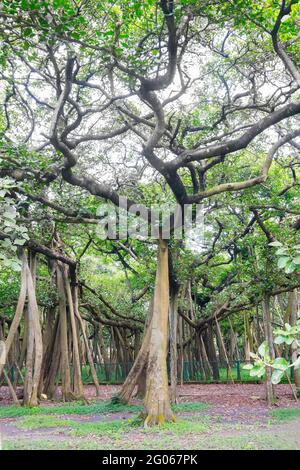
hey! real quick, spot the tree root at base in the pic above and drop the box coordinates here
[141,410,177,427]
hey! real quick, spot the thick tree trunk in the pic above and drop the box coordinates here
[43,317,61,399]
[143,239,175,425]
[117,318,151,403]
[38,308,57,396]
[117,298,153,403]
[24,256,43,406]
[262,294,276,405]
[135,364,147,398]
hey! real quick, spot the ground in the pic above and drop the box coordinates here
[0,384,299,450]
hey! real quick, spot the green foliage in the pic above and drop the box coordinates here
[244,321,300,384]
[269,241,300,274]
[0,177,29,271]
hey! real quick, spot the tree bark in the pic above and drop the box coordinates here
[204,324,220,381]
[24,255,43,406]
[57,266,73,401]
[0,253,27,378]
[169,284,179,403]
[66,276,84,398]
[75,307,101,396]
[199,334,212,381]
[117,318,151,403]
[143,239,175,425]
[262,294,276,405]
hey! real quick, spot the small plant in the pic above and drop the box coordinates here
[245,241,300,385]
[243,321,300,384]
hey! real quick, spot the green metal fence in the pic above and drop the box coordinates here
[80,360,294,384]
[5,360,295,386]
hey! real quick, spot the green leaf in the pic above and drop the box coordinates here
[285,261,297,274]
[23,28,33,37]
[14,239,26,246]
[284,337,294,345]
[271,369,285,385]
[3,210,15,220]
[53,0,66,9]
[277,257,290,269]
[275,248,288,255]
[250,365,265,378]
[269,241,282,247]
[274,335,286,345]
[273,357,289,370]
[258,341,269,358]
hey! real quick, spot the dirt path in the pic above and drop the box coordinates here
[1,383,299,407]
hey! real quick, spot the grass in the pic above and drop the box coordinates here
[68,417,209,440]
[172,402,209,412]
[10,413,209,441]
[3,439,71,450]
[141,418,209,435]
[0,399,209,419]
[69,418,135,437]
[3,431,299,451]
[270,407,300,421]
[16,415,78,430]
[2,402,300,450]
[0,400,141,419]
[191,433,300,450]
[4,422,299,450]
